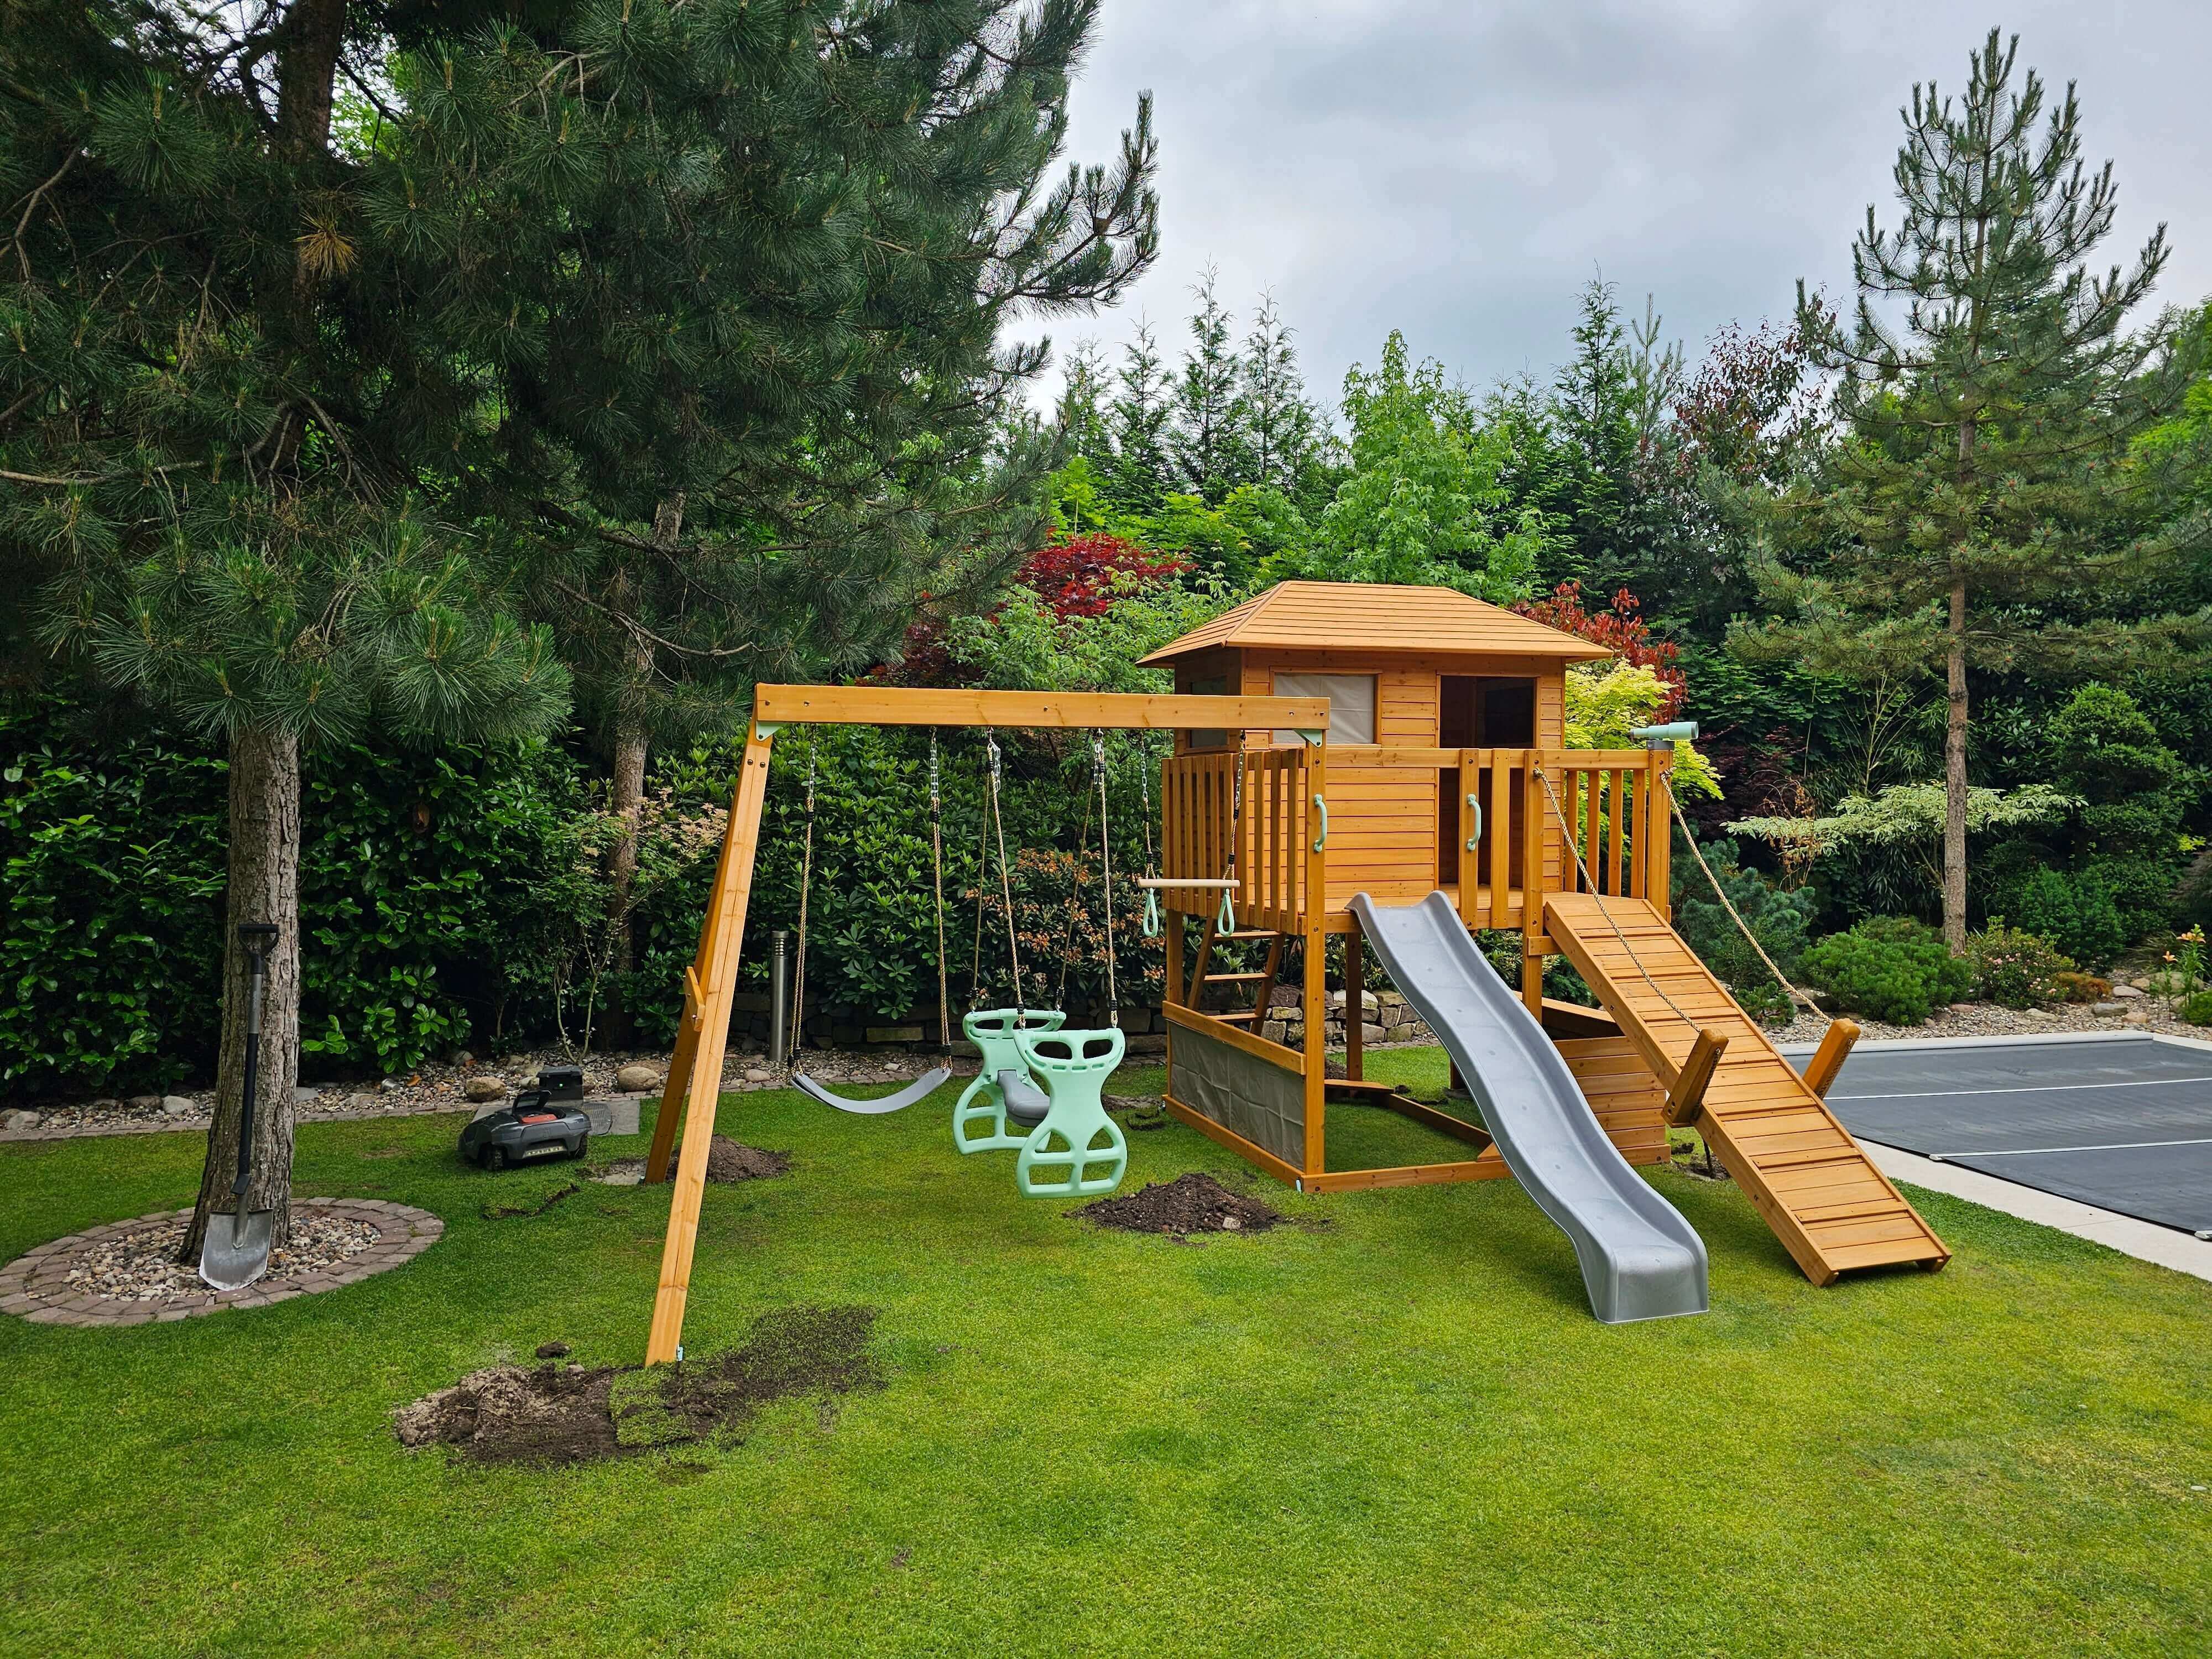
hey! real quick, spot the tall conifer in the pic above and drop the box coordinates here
[1741,29,2205,945]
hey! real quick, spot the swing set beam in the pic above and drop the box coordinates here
[753,684,1328,732]
[640,684,1329,1365]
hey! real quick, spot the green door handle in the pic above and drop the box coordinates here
[1466,796,1482,851]
[1311,795,1329,852]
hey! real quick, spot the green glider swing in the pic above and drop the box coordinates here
[951,732,1128,1198]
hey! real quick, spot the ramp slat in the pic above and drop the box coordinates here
[1545,893,1949,1285]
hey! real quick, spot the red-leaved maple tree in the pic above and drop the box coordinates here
[1514,581,1686,718]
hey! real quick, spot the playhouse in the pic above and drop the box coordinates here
[637,581,1948,1357]
[1138,582,1945,1272]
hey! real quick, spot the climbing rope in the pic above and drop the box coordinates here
[1535,764,1702,1035]
[928,732,950,1050]
[1658,773,1829,1029]
[787,746,817,1065]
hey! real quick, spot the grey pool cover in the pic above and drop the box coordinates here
[1799,1034,2212,1237]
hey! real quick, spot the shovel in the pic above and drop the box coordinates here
[200,921,279,1291]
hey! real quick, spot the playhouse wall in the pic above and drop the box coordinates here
[1175,649,1569,912]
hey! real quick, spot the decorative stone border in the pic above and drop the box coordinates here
[0,1199,443,1328]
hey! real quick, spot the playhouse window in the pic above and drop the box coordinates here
[1271,672,1376,745]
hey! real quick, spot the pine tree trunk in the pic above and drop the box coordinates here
[599,495,684,1048]
[1943,574,1970,952]
[178,727,302,1262]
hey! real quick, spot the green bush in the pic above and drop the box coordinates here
[2180,989,2212,1027]
[1963,922,2075,1009]
[0,705,227,1092]
[2001,864,2128,968]
[1670,833,1816,1024]
[0,696,587,1091]
[297,738,580,1074]
[1801,917,1973,1025]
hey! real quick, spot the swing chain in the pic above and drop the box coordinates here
[984,733,1025,1014]
[1136,734,1162,939]
[1093,733,1118,1025]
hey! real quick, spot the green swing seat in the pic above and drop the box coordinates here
[952,1008,1065,1151]
[1011,1025,1128,1198]
[951,1010,1128,1197]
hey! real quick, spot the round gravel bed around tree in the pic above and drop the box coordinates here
[0,1199,442,1328]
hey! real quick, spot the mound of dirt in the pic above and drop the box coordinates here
[706,1137,790,1182]
[611,1305,884,1449]
[1077,1172,1283,1236]
[394,1305,881,1467]
[394,1362,619,1465]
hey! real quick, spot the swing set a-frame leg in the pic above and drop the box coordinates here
[643,723,775,1365]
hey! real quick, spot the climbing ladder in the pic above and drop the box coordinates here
[1187,915,1286,1028]
[1543,892,1949,1285]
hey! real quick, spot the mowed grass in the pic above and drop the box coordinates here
[3,1048,2210,1658]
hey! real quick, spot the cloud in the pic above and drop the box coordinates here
[1027,0,2212,404]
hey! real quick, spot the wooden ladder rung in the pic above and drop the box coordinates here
[1212,1010,1260,1024]
[1204,972,1270,983]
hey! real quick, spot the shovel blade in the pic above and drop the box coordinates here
[197,1208,275,1292]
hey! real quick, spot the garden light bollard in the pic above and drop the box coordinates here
[769,930,790,1074]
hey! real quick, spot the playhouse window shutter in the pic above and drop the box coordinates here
[1271,672,1376,745]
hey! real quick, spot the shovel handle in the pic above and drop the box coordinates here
[233,924,279,1199]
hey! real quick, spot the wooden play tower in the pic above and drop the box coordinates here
[639,581,1945,1363]
[1139,583,1946,1276]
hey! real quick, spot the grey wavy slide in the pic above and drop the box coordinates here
[1349,893,1708,1323]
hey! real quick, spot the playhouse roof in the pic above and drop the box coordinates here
[1138,581,1614,665]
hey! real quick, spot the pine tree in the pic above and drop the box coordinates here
[1107,320,1175,516]
[1740,29,2205,946]
[373,0,1158,1037]
[1241,290,1323,504]
[1,0,570,1255]
[1170,266,1252,501]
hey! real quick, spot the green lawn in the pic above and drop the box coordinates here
[4,1051,2209,1657]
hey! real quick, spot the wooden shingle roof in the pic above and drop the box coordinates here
[1138,581,1614,665]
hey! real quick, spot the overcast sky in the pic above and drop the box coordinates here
[1026,1,2212,412]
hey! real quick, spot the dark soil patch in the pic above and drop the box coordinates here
[395,1305,881,1467]
[614,1305,883,1448]
[393,1362,619,1465]
[1076,1172,1284,1236]
[480,1178,579,1219]
[705,1136,790,1183]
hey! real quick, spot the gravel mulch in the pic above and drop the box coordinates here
[2,1045,988,1144]
[0,1199,442,1327]
[1764,997,2211,1047]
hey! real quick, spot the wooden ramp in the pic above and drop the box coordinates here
[1544,893,1949,1285]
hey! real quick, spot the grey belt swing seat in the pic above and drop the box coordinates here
[795,1068,954,1115]
[790,734,958,1115]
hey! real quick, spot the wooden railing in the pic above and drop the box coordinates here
[1530,749,1672,910]
[1161,744,1674,931]
[1160,747,1311,933]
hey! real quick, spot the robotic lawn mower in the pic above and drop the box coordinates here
[460,1087,590,1171]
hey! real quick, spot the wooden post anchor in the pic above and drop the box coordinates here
[1662,1029,1728,1127]
[1803,1018,1861,1100]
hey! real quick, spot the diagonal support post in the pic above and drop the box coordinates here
[643,723,776,1365]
